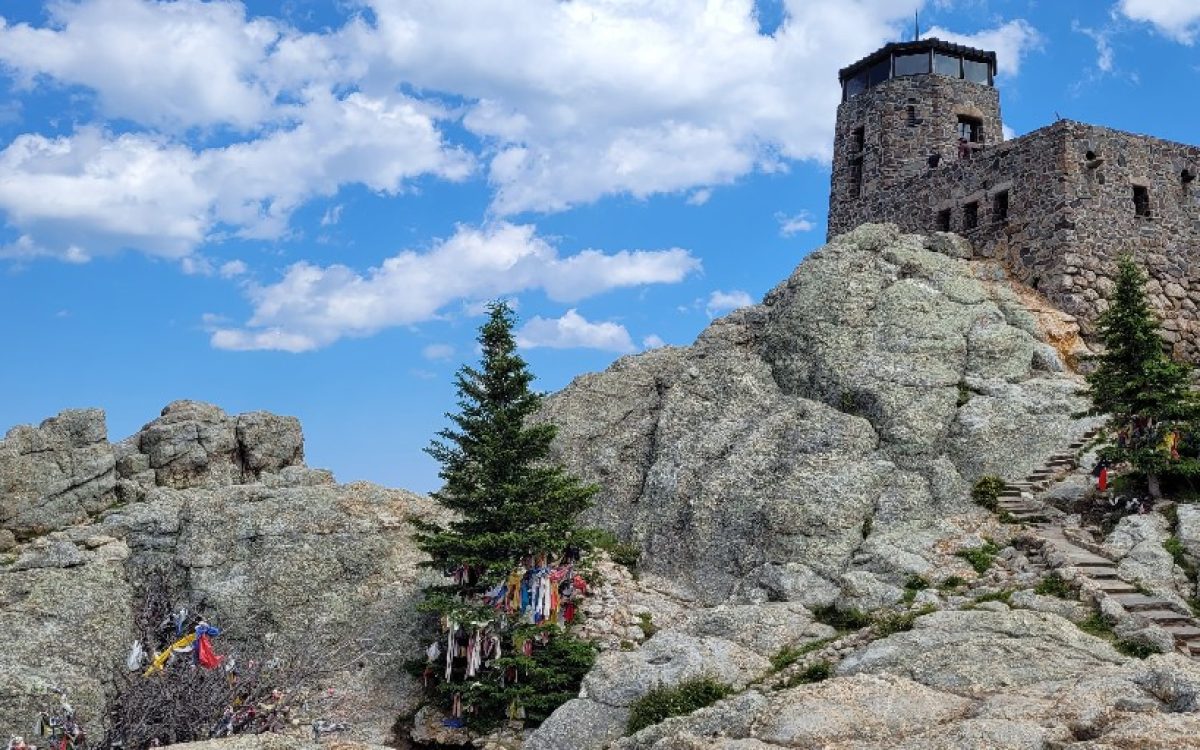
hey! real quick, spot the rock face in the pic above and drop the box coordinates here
[525,603,834,750]
[0,401,443,744]
[616,609,1200,749]
[0,409,116,538]
[544,224,1095,603]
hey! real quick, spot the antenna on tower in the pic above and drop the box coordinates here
[914,12,920,41]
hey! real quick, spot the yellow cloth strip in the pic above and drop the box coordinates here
[143,633,196,676]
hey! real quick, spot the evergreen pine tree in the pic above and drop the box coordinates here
[413,300,597,728]
[1085,255,1200,496]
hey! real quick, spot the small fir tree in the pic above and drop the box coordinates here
[1085,255,1200,496]
[413,301,597,728]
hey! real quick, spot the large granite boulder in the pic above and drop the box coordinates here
[544,224,1096,603]
[0,409,116,538]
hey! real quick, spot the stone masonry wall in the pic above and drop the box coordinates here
[829,73,1002,235]
[828,113,1200,362]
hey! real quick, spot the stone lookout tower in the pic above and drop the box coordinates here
[826,38,1200,363]
[829,39,1000,232]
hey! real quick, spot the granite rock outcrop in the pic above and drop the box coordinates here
[544,224,1098,603]
[0,401,443,744]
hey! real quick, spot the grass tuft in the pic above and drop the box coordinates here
[626,677,733,734]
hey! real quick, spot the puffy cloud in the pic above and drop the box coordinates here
[368,0,947,214]
[1118,0,1200,44]
[642,334,667,349]
[924,20,1043,77]
[0,92,471,260]
[1,0,280,129]
[776,210,816,236]
[0,1,1047,264]
[219,259,248,278]
[0,0,369,130]
[210,222,699,351]
[705,289,754,317]
[516,310,636,353]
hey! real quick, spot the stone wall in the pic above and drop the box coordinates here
[829,73,1003,235]
[828,114,1200,361]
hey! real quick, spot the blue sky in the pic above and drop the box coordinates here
[1,0,1197,492]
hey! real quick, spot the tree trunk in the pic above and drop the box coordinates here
[1148,473,1162,499]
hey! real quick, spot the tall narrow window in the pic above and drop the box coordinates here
[849,157,863,198]
[963,201,979,230]
[993,190,1009,223]
[957,115,983,143]
[1133,185,1151,217]
[851,126,865,153]
[937,208,951,231]
[907,106,917,126]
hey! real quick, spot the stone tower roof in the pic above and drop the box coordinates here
[838,37,997,84]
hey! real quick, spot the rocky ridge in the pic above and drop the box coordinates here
[0,401,444,744]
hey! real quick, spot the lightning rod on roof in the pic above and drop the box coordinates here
[915,12,920,42]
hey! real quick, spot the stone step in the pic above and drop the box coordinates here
[1163,625,1200,641]
[1186,639,1200,655]
[1094,580,1139,594]
[1074,565,1119,579]
[1009,513,1046,522]
[1140,609,1195,625]
[1060,551,1115,565]
[1110,593,1179,612]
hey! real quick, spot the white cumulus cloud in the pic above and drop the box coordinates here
[776,210,815,237]
[0,93,471,261]
[516,310,636,353]
[925,19,1044,76]
[210,222,700,352]
[1119,0,1200,44]
[705,289,754,317]
[0,1,1047,267]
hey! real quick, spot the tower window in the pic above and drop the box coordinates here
[957,116,983,144]
[894,52,930,77]
[851,126,865,153]
[1133,185,1151,217]
[963,59,991,85]
[849,157,863,198]
[963,201,979,230]
[937,208,951,231]
[933,53,960,77]
[993,191,1009,223]
[907,106,917,126]
[1183,168,1196,185]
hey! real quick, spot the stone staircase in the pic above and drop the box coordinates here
[993,427,1200,657]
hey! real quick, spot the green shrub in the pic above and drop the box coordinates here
[769,638,835,672]
[637,612,658,639]
[972,588,1013,605]
[1034,573,1074,599]
[956,541,1001,575]
[626,677,733,734]
[956,381,972,407]
[971,476,1007,512]
[872,606,934,637]
[938,575,966,590]
[1077,612,1115,639]
[1164,536,1198,580]
[1115,639,1157,659]
[811,605,872,632]
[588,529,642,570]
[904,574,930,591]
[782,661,832,689]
